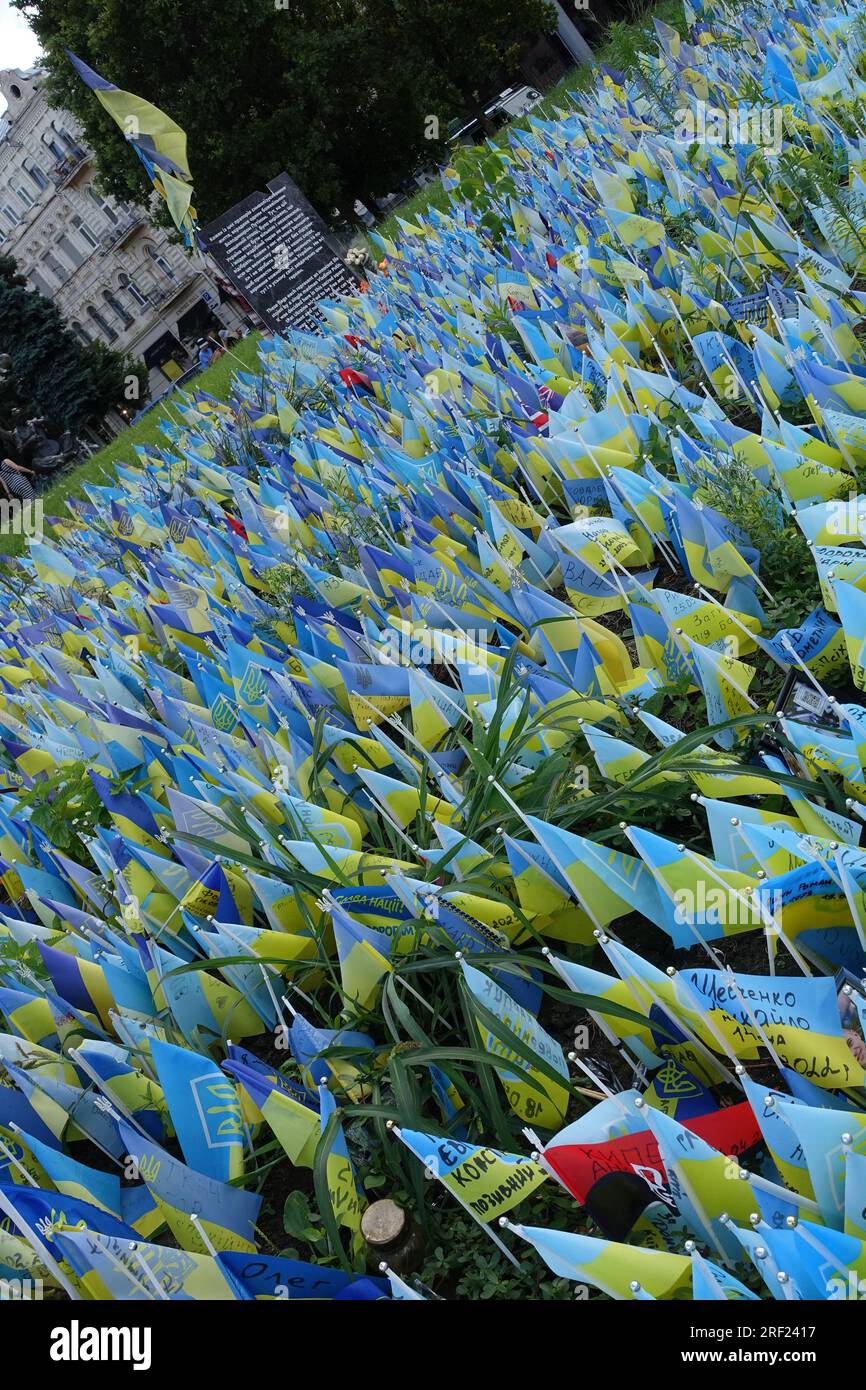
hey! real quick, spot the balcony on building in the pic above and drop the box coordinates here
[100,211,145,253]
[49,150,92,190]
[147,272,197,309]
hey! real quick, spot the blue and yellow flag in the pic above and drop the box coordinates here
[66,51,197,243]
[117,1119,261,1254]
[509,1222,691,1299]
[149,1038,245,1182]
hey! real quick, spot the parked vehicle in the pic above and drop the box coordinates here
[447,84,544,146]
[343,85,544,232]
[486,84,544,124]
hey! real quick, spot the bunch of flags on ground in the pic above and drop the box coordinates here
[2,0,866,1300]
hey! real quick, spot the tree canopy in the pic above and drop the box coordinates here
[15,0,555,222]
[0,255,148,434]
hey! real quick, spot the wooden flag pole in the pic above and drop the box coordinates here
[565,1050,619,1101]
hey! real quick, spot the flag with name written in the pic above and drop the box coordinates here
[396,1126,548,1226]
[117,1119,261,1254]
[459,960,570,1128]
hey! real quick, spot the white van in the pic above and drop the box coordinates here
[485,85,544,124]
[447,84,544,147]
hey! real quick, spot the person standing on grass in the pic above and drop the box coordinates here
[197,338,215,372]
[205,331,225,363]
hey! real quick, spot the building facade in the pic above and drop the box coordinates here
[0,66,250,406]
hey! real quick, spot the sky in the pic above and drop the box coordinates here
[0,1,42,114]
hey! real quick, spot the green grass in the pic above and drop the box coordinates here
[49,330,263,508]
[0,331,262,557]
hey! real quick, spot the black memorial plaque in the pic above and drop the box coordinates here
[200,172,357,333]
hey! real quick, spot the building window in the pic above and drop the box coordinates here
[71,215,99,250]
[87,305,118,342]
[29,271,53,298]
[57,235,85,269]
[43,136,66,163]
[71,320,90,344]
[1,205,19,229]
[12,182,34,209]
[104,289,133,328]
[147,246,175,280]
[58,127,85,158]
[88,186,118,224]
[118,272,147,308]
[40,250,67,283]
[26,165,49,191]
